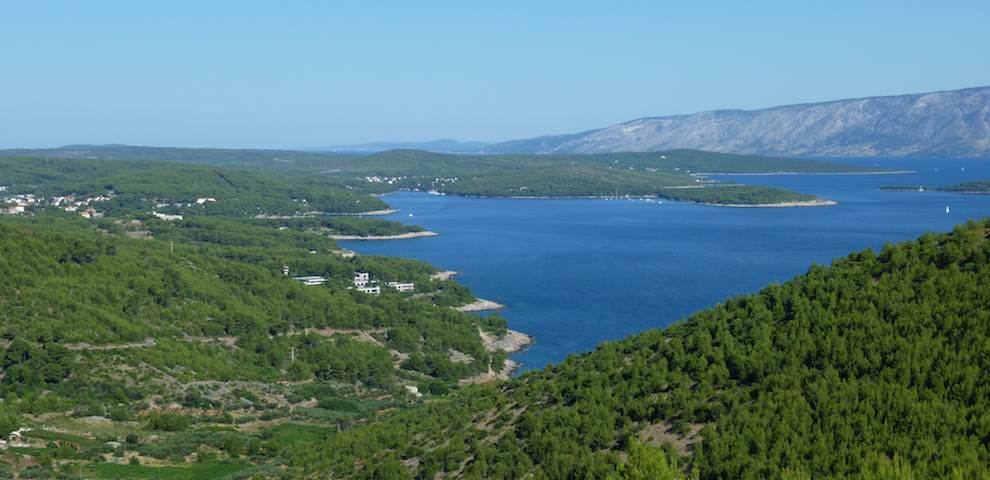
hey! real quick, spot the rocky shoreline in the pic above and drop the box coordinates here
[328,230,438,240]
[460,328,535,384]
[709,198,838,208]
[430,270,459,281]
[697,170,915,176]
[327,208,398,216]
[479,328,533,354]
[455,298,505,312]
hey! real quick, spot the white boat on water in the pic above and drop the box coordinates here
[946,206,950,214]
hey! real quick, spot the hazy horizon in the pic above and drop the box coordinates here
[3,1,989,149]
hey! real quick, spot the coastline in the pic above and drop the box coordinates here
[253,208,399,219]
[431,270,459,281]
[460,328,535,384]
[455,298,505,312]
[433,192,836,207]
[696,170,915,176]
[328,208,398,216]
[479,328,533,354]
[706,198,838,208]
[881,188,990,195]
[328,230,437,240]
[461,194,663,200]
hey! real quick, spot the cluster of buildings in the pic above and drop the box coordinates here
[1,188,114,217]
[363,175,408,185]
[154,197,217,209]
[1,192,35,214]
[353,271,415,294]
[351,272,380,294]
[283,267,414,295]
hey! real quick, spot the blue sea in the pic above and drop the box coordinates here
[341,158,990,372]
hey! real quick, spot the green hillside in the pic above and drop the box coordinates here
[312,149,866,203]
[0,157,385,215]
[2,153,969,479]
[0,215,509,478]
[1,146,878,205]
[0,144,357,168]
[296,219,990,479]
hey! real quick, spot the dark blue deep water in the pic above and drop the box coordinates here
[341,158,990,372]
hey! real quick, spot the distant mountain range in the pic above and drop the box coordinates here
[5,87,988,160]
[315,139,489,154]
[483,86,990,158]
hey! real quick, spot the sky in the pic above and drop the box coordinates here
[2,1,989,149]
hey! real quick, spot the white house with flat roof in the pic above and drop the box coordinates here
[293,275,327,286]
[152,211,183,221]
[353,272,370,287]
[387,282,415,292]
[356,285,380,295]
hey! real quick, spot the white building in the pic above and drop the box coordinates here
[196,197,217,204]
[152,211,183,221]
[387,282,415,292]
[293,276,327,286]
[353,272,370,287]
[356,285,380,295]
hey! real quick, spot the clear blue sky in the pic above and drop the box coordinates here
[2,1,988,148]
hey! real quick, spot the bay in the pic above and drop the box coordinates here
[341,158,990,372]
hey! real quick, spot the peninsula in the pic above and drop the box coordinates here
[2,145,892,207]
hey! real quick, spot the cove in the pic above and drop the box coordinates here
[341,158,990,372]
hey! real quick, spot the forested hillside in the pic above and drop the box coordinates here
[315,149,858,204]
[0,215,511,478]
[297,219,990,479]
[2,153,979,479]
[0,157,385,215]
[0,145,354,167]
[2,147,879,206]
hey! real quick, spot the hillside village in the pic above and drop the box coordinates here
[1,184,222,219]
[288,268,415,295]
[1,188,115,217]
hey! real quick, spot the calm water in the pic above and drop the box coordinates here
[342,158,990,372]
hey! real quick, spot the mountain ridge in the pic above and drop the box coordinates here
[483,85,990,158]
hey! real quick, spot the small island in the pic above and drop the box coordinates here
[882,180,990,194]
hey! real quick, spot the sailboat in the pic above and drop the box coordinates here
[946,206,950,214]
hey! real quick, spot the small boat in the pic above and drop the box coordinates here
[945,206,950,214]
[408,213,414,217]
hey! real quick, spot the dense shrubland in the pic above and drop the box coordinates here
[298,219,990,479]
